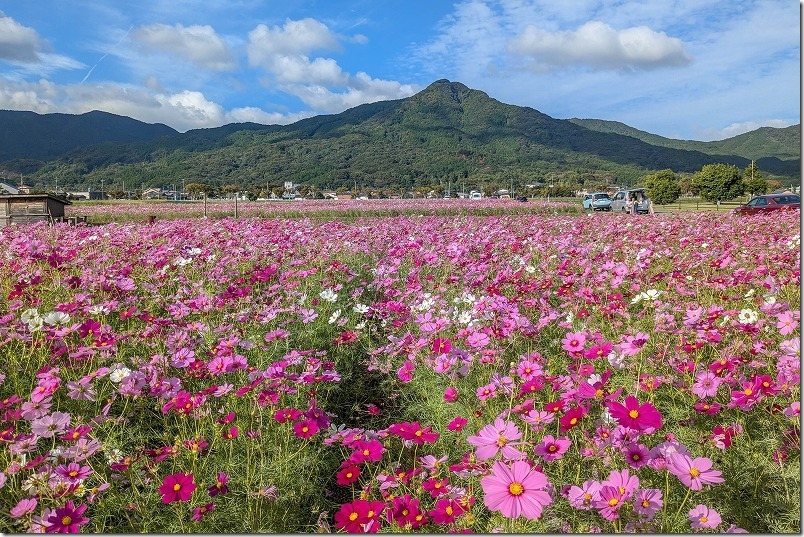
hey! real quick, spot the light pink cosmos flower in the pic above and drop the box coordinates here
[30,411,71,438]
[480,460,552,520]
[688,504,722,530]
[467,418,525,461]
[691,371,722,399]
[776,310,799,336]
[602,468,639,501]
[10,497,37,518]
[667,453,724,490]
[566,480,601,510]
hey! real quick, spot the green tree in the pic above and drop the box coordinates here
[645,169,681,205]
[742,161,767,196]
[691,163,743,202]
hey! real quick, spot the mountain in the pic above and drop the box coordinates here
[0,110,177,162]
[568,118,800,166]
[1,80,799,191]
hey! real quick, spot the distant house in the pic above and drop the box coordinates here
[142,188,162,199]
[0,182,19,195]
[0,194,71,226]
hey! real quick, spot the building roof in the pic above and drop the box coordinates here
[0,193,72,205]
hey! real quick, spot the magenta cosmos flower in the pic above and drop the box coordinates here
[159,472,196,503]
[480,460,552,520]
[607,396,662,432]
[45,501,89,533]
[667,453,724,490]
[467,418,525,461]
[533,435,571,462]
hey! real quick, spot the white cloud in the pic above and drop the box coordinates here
[508,21,691,70]
[247,18,340,66]
[132,23,236,71]
[706,119,798,141]
[226,106,313,126]
[0,13,43,63]
[266,55,347,86]
[285,72,418,113]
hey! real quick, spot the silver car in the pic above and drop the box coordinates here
[611,188,650,214]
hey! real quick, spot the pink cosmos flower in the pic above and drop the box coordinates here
[191,502,214,522]
[443,387,458,402]
[388,494,427,529]
[566,480,601,510]
[10,497,38,518]
[334,499,375,533]
[667,453,724,490]
[607,396,662,432]
[55,462,93,483]
[533,435,571,462]
[776,310,799,336]
[159,472,196,503]
[447,416,468,432]
[623,443,651,469]
[561,331,586,353]
[691,371,722,399]
[293,419,319,439]
[688,504,722,530]
[45,501,89,533]
[476,383,497,401]
[633,488,663,520]
[602,468,639,501]
[348,439,385,464]
[481,460,552,520]
[466,418,525,461]
[336,465,361,486]
[559,406,587,432]
[594,485,626,521]
[428,497,465,525]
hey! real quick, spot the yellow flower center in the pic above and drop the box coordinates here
[69,470,78,477]
[642,500,650,507]
[595,389,604,398]
[445,506,453,515]
[363,449,370,456]
[508,482,524,496]
[689,467,700,477]
[744,388,752,396]
[608,498,619,507]
[62,516,72,526]
[628,410,639,419]
[496,436,508,447]
[301,426,309,433]
[548,445,557,452]
[173,483,182,491]
[402,509,409,516]
[345,472,353,479]
[700,516,708,523]
[349,512,358,521]
[570,417,578,425]
[415,430,422,437]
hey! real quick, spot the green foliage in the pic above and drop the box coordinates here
[742,161,767,195]
[645,169,682,204]
[692,163,744,202]
[2,80,798,194]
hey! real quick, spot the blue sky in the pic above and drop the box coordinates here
[0,0,799,140]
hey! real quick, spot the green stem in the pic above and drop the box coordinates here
[670,487,692,531]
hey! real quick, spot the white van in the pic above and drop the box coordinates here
[469,190,483,200]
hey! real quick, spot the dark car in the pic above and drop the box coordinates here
[733,194,800,215]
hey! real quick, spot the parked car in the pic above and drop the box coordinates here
[732,194,800,215]
[582,192,612,211]
[611,188,650,214]
[469,190,483,200]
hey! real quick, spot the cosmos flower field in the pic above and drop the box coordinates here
[0,201,799,533]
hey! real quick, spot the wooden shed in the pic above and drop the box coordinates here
[0,194,72,227]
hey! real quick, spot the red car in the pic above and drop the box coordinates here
[733,194,800,215]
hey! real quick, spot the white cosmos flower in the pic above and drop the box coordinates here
[20,308,40,324]
[328,310,342,324]
[109,367,131,383]
[353,303,369,315]
[738,308,759,324]
[319,289,338,303]
[43,311,70,325]
[87,305,108,315]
